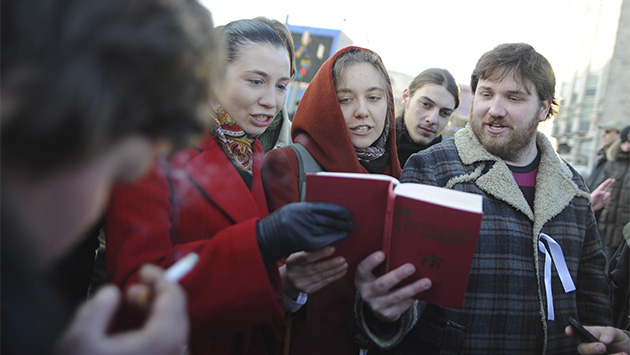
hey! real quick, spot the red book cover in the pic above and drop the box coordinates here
[305,172,483,309]
[385,183,483,309]
[305,172,395,281]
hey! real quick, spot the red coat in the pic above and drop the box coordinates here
[106,134,284,355]
[262,46,401,354]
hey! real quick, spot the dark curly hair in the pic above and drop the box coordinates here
[470,43,560,120]
[2,0,219,174]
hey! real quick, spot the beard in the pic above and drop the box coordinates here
[470,108,540,163]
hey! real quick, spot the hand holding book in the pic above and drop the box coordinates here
[355,250,432,322]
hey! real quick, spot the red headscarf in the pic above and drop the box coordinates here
[291,46,401,178]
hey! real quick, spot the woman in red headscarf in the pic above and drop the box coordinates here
[262,46,402,354]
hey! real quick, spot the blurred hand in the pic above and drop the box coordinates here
[591,178,615,212]
[56,264,189,355]
[257,202,354,264]
[281,247,348,298]
[354,251,431,322]
[565,324,630,355]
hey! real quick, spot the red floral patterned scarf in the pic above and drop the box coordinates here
[210,104,255,175]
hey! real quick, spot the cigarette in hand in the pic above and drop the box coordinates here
[165,252,199,283]
[129,253,199,307]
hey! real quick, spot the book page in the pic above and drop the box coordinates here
[313,171,399,184]
[394,183,482,214]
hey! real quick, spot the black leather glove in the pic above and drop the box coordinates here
[256,201,354,264]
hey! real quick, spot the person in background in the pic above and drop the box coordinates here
[588,120,624,190]
[1,0,218,353]
[105,19,353,355]
[396,68,460,167]
[253,16,296,153]
[591,178,616,212]
[608,220,630,333]
[351,43,612,353]
[262,46,430,354]
[597,125,630,261]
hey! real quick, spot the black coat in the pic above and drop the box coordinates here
[598,140,630,249]
[395,116,443,168]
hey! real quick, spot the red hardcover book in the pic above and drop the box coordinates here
[305,172,483,309]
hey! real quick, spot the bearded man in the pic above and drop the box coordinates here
[351,43,612,354]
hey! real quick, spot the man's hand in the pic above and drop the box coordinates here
[566,324,630,355]
[354,251,431,322]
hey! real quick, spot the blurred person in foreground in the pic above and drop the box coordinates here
[351,43,612,354]
[1,0,218,353]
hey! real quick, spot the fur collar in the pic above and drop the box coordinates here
[606,139,629,161]
[453,124,589,230]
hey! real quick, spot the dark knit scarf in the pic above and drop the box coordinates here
[395,116,442,167]
[257,111,283,153]
[210,103,255,175]
[355,121,390,162]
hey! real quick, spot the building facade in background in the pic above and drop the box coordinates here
[552,0,629,179]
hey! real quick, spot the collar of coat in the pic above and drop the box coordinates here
[606,138,629,162]
[453,124,591,231]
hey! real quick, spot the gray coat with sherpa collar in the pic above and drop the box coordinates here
[353,124,612,354]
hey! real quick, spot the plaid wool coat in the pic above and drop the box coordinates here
[353,124,612,354]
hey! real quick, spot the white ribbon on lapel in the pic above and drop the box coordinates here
[538,233,576,320]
